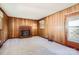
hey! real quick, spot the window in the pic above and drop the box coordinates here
[0,10,3,29]
[67,16,79,43]
[39,20,45,29]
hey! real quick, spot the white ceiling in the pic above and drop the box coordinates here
[0,3,75,20]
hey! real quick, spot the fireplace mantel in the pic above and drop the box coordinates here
[19,26,31,30]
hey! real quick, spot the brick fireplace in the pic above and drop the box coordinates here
[19,26,32,38]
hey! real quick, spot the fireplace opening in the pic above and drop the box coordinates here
[20,30,30,37]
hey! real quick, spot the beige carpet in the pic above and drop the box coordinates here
[0,36,79,55]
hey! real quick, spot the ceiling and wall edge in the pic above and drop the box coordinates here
[39,3,78,20]
[0,3,76,20]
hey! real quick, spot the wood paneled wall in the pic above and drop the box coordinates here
[38,4,79,49]
[8,17,38,38]
[0,8,9,43]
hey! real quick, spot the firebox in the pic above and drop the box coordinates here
[20,30,30,37]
